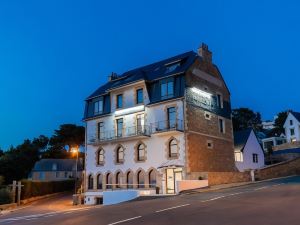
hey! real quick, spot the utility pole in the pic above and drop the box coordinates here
[12,180,16,203]
[17,181,23,206]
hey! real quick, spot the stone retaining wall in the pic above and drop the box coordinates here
[255,157,300,180]
[207,172,251,186]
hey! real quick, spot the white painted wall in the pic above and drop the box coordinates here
[284,113,300,143]
[235,130,265,172]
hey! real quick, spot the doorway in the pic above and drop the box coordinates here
[166,168,182,194]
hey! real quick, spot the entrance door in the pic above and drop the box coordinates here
[166,168,182,194]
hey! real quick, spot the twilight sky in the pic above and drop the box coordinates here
[0,0,300,150]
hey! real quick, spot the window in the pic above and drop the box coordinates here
[116,118,123,137]
[216,94,223,108]
[136,88,143,104]
[161,79,174,99]
[219,118,225,133]
[137,171,145,188]
[204,111,211,120]
[136,114,144,134]
[137,144,145,161]
[116,147,124,163]
[97,122,104,140]
[116,94,123,109]
[55,172,59,178]
[235,151,243,162]
[207,140,213,149]
[126,171,133,189]
[97,174,102,189]
[165,62,181,73]
[94,99,103,115]
[169,139,178,158]
[88,174,93,189]
[116,172,121,188]
[290,120,293,126]
[64,172,68,178]
[52,163,57,171]
[252,153,258,163]
[97,149,104,165]
[290,128,295,136]
[148,170,156,188]
[167,107,176,128]
[106,173,112,189]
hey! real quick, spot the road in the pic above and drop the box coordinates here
[1,176,300,225]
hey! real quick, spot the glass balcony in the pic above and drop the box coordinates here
[150,119,184,134]
[89,125,151,144]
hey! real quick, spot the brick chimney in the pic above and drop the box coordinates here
[198,43,212,63]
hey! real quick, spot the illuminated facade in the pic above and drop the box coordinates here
[83,43,235,204]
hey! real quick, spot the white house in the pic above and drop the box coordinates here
[283,111,300,143]
[261,135,286,152]
[83,44,236,205]
[234,129,265,172]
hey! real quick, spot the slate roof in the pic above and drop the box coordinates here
[32,159,83,172]
[86,51,198,100]
[273,148,300,155]
[234,128,253,151]
[291,111,300,123]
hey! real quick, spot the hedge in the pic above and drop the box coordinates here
[0,188,12,204]
[21,179,75,200]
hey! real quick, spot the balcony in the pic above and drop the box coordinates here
[89,125,151,144]
[150,119,184,134]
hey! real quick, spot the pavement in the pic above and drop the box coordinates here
[1,176,300,225]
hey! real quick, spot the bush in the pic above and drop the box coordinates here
[21,179,74,200]
[0,188,12,205]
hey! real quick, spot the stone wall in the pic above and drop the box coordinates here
[207,172,251,186]
[255,157,300,180]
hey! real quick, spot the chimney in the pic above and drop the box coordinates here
[108,72,118,81]
[198,43,212,63]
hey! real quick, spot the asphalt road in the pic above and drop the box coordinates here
[1,176,300,225]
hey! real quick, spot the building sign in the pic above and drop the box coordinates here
[186,87,215,111]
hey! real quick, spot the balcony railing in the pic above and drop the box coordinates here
[89,125,151,144]
[150,119,184,134]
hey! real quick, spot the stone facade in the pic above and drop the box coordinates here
[184,56,236,174]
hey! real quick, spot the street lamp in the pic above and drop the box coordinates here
[71,146,79,195]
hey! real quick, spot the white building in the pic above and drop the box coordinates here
[283,111,300,143]
[234,129,265,172]
[261,135,286,152]
[83,44,236,205]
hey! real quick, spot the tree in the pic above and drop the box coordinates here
[232,108,262,131]
[274,111,289,134]
[0,148,3,158]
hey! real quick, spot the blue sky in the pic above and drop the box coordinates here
[0,0,299,150]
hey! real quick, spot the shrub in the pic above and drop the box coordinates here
[0,188,12,205]
[21,179,74,200]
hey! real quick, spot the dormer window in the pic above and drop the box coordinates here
[94,99,103,115]
[116,94,123,109]
[161,78,174,99]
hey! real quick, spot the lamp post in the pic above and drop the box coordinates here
[71,146,79,195]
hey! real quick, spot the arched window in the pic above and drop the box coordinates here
[169,139,178,158]
[137,170,145,189]
[148,170,156,188]
[126,171,133,189]
[88,174,93,190]
[97,149,104,165]
[106,173,112,189]
[97,174,103,190]
[116,147,124,163]
[116,172,121,188]
[137,144,145,161]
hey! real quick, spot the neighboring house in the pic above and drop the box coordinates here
[284,111,300,143]
[262,120,275,130]
[234,128,265,172]
[262,135,286,152]
[29,159,83,181]
[83,43,236,205]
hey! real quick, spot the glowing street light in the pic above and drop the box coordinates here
[71,146,79,195]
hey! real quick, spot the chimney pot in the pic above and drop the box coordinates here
[198,43,212,63]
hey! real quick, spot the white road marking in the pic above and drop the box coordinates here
[254,186,269,191]
[155,204,190,213]
[272,183,284,187]
[107,216,142,225]
[201,196,226,203]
